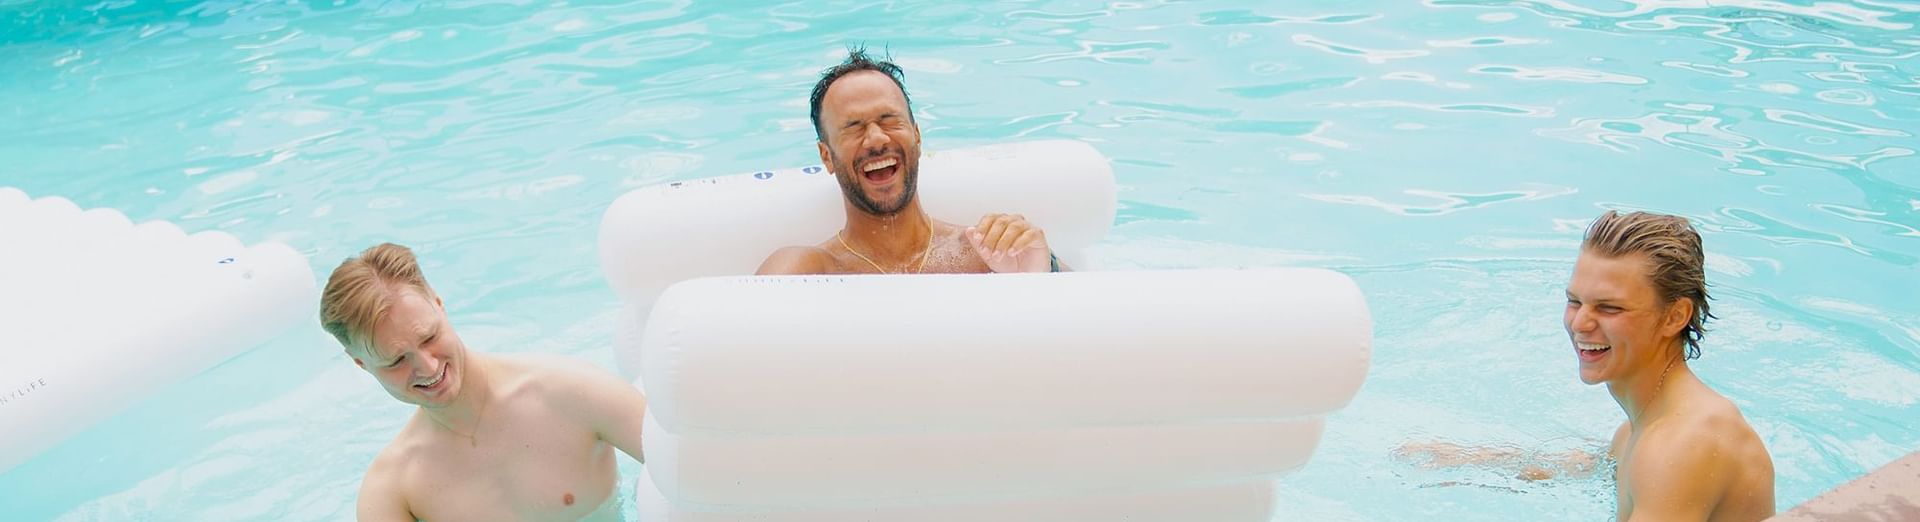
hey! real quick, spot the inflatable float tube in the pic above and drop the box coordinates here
[598,140,1118,380]
[636,270,1370,519]
[0,187,316,473]
[595,141,1373,520]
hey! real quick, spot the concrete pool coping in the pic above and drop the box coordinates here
[1769,450,1920,521]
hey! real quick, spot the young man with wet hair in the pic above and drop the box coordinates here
[1566,210,1773,521]
[1400,210,1775,521]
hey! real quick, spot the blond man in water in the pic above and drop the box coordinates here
[320,243,646,521]
[1403,210,1774,521]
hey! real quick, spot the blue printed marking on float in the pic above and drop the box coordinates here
[753,171,773,180]
[218,257,236,264]
[802,166,823,175]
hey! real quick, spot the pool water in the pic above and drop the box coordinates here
[3,1,1917,520]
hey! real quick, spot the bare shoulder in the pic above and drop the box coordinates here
[1688,392,1772,473]
[506,352,604,375]
[366,441,412,481]
[1666,391,1762,453]
[500,354,648,459]
[362,441,410,487]
[357,432,419,521]
[369,414,434,473]
[757,246,837,275]
[500,354,635,404]
[498,354,624,390]
[1629,391,1762,485]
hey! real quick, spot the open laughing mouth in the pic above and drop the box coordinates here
[861,157,898,183]
[1576,342,1611,362]
[414,365,447,392]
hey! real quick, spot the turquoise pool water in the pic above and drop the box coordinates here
[3,0,1916,520]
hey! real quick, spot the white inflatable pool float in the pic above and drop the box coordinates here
[0,187,316,474]
[600,140,1119,381]
[597,141,1373,520]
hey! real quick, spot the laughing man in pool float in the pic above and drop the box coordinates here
[320,243,646,522]
[756,47,1069,275]
[1402,210,1775,521]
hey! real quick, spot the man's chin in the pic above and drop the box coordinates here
[856,194,912,216]
[1577,368,1606,385]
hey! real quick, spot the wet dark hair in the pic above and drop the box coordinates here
[1583,210,1716,360]
[809,46,913,142]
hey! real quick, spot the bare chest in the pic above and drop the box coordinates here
[402,408,618,522]
[833,237,988,274]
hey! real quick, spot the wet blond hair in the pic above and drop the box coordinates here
[319,243,439,358]
[1582,210,1715,359]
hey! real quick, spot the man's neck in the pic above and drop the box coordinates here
[421,354,492,436]
[842,199,933,260]
[1609,346,1689,426]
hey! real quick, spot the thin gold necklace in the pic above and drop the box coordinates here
[425,365,487,448]
[1650,356,1678,406]
[837,216,935,274]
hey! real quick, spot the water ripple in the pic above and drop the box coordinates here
[1427,36,1546,47]
[1197,10,1382,26]
[1541,110,1918,173]
[1304,185,1579,216]
[994,40,1171,65]
[1762,108,1908,136]
[1471,64,1650,85]
[1714,207,1918,265]
[1292,34,1432,63]
[1338,100,1555,117]
[1219,76,1362,99]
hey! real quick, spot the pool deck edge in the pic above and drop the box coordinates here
[1767,450,1920,521]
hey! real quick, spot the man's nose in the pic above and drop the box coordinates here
[859,123,889,150]
[1570,306,1597,332]
[413,356,441,379]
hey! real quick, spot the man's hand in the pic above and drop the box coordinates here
[967,213,1052,273]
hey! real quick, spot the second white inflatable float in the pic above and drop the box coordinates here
[0,187,317,473]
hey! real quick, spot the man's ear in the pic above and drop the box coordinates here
[1661,297,1693,338]
[816,140,832,173]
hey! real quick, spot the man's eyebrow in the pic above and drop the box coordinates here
[1565,290,1621,303]
[369,345,401,366]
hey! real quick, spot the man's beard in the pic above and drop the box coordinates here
[833,150,918,216]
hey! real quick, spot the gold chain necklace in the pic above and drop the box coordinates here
[1650,356,1678,406]
[837,216,935,274]
[429,392,487,448]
